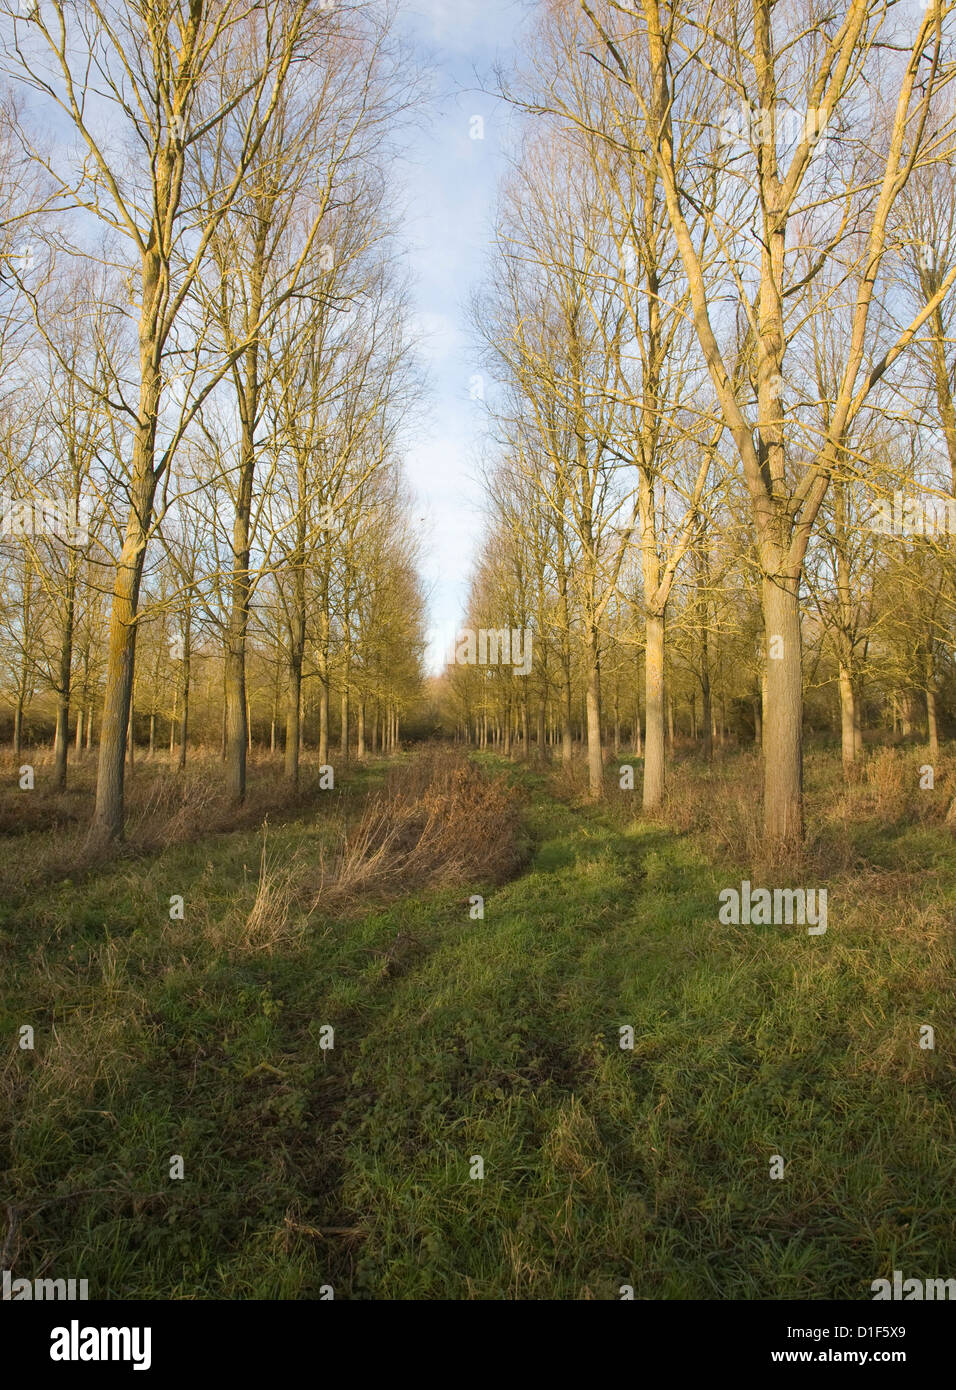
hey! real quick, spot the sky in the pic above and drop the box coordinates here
[395,0,528,673]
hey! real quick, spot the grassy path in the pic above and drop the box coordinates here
[2,761,954,1299]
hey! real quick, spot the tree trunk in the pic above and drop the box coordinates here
[178,634,190,772]
[318,674,329,766]
[90,331,161,844]
[558,560,574,762]
[340,681,349,764]
[838,663,858,769]
[927,688,940,761]
[643,613,665,809]
[585,626,603,798]
[558,668,572,758]
[224,633,247,801]
[285,659,302,785]
[762,577,803,846]
[284,578,305,783]
[901,694,913,737]
[52,573,75,792]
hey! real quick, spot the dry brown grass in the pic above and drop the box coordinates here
[312,749,525,911]
[163,749,527,953]
[232,827,311,954]
[666,744,955,874]
[550,740,955,877]
[0,748,346,900]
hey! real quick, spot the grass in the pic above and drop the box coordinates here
[1,744,954,1299]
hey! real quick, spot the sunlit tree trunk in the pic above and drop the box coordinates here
[585,624,603,798]
[643,613,665,809]
[762,577,803,844]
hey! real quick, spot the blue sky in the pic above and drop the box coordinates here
[397,0,527,672]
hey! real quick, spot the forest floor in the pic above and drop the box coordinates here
[1,744,954,1299]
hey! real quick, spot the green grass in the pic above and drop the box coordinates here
[2,753,954,1299]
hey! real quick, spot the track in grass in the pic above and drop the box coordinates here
[2,755,954,1298]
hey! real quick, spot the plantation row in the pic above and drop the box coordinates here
[440,1,956,856]
[0,2,426,843]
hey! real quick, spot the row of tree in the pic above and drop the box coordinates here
[444,0,956,850]
[441,459,955,761]
[0,0,427,838]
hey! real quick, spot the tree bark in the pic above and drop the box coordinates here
[700,639,713,762]
[340,681,349,763]
[178,627,191,772]
[90,221,168,845]
[925,636,940,760]
[52,570,76,792]
[90,409,158,840]
[284,609,304,784]
[13,697,23,760]
[927,687,940,761]
[762,577,804,846]
[585,625,603,798]
[643,613,666,809]
[838,663,859,768]
[285,664,302,785]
